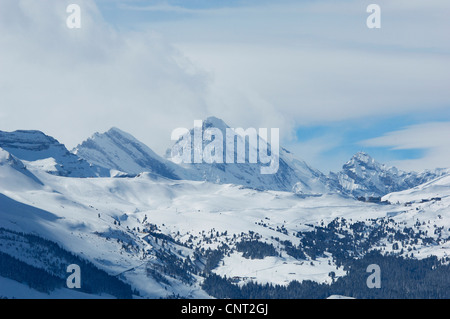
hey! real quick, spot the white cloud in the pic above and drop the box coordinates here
[361,122,450,171]
[1,0,449,170]
[179,42,450,125]
[286,134,346,173]
[0,0,211,154]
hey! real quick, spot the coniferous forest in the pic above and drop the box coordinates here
[202,251,450,299]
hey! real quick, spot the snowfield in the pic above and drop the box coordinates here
[1,149,450,298]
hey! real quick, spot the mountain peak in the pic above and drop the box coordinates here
[104,127,140,142]
[0,130,59,153]
[353,151,371,159]
[0,130,104,178]
[331,151,448,198]
[107,126,127,135]
[75,128,181,179]
[0,147,14,165]
[0,129,64,160]
[0,147,44,186]
[166,116,331,193]
[106,126,120,134]
[349,151,376,165]
[204,116,229,129]
[0,147,26,170]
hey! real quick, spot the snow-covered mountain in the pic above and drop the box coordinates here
[71,121,449,198]
[0,130,106,178]
[329,151,448,199]
[167,116,331,194]
[2,127,447,198]
[1,126,450,299]
[73,127,182,179]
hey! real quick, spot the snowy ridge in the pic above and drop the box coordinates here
[0,130,106,178]
[0,147,27,171]
[167,116,331,194]
[74,127,182,179]
[382,173,450,204]
[0,147,43,187]
[329,151,448,199]
[73,117,332,194]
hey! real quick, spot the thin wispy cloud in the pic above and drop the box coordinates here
[361,122,450,171]
[119,3,208,14]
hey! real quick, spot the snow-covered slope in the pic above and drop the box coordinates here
[382,173,450,204]
[329,152,448,199]
[0,147,43,186]
[0,151,449,298]
[0,162,365,296]
[74,127,182,179]
[0,130,107,178]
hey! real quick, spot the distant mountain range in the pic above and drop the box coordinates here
[329,151,449,199]
[73,117,331,194]
[1,117,448,198]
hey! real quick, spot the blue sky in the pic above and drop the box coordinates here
[292,107,450,170]
[1,0,449,172]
